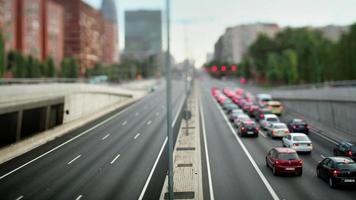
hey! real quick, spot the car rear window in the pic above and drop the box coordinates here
[336,162,356,170]
[293,136,310,142]
[351,146,356,152]
[278,153,299,160]
[274,124,286,129]
[267,118,278,122]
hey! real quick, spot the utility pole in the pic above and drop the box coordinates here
[165,0,174,199]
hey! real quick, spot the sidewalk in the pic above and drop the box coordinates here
[160,83,203,200]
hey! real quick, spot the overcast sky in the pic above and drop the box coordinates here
[84,0,356,66]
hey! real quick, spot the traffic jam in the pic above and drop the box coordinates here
[211,87,356,188]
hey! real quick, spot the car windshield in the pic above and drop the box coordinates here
[336,162,356,170]
[278,153,299,160]
[293,136,309,141]
[245,124,256,129]
[274,124,286,129]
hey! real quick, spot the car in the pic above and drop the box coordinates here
[223,88,235,98]
[211,87,220,97]
[266,122,289,138]
[282,133,313,153]
[228,109,244,122]
[333,142,356,161]
[316,157,356,188]
[257,93,272,103]
[222,102,236,110]
[238,120,259,137]
[226,104,239,114]
[266,101,283,116]
[266,148,303,176]
[260,114,280,130]
[241,101,252,112]
[254,107,272,121]
[287,119,309,134]
[247,105,259,117]
[233,114,250,128]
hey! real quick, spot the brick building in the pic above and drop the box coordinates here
[0,0,17,52]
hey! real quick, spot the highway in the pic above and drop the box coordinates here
[199,76,356,200]
[0,80,186,200]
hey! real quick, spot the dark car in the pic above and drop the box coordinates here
[254,108,272,121]
[247,105,259,117]
[317,157,356,188]
[226,104,239,114]
[238,120,259,137]
[333,142,356,161]
[287,119,309,134]
[266,148,303,176]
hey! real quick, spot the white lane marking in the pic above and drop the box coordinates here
[311,129,338,145]
[135,112,139,116]
[102,134,110,140]
[321,155,326,159]
[110,154,121,164]
[259,130,267,138]
[134,133,141,140]
[75,195,83,200]
[16,196,24,200]
[199,94,215,200]
[0,101,133,180]
[67,155,81,165]
[147,120,152,125]
[212,95,280,200]
[122,121,127,126]
[139,98,186,200]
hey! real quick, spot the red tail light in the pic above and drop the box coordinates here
[347,150,353,156]
[305,124,309,129]
[293,125,296,129]
[333,170,340,177]
[293,143,299,146]
[264,122,268,127]
[241,127,246,132]
[260,114,264,119]
[299,160,303,165]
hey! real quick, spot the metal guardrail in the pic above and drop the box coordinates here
[0,78,89,85]
[273,80,356,90]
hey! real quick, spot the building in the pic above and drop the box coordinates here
[0,0,64,65]
[214,23,280,63]
[101,0,119,64]
[44,1,64,67]
[124,10,162,61]
[0,0,17,52]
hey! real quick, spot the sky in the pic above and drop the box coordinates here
[84,0,356,66]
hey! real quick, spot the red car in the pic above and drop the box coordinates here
[266,148,303,176]
[211,87,220,97]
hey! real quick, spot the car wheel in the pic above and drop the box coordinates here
[317,168,321,178]
[329,178,335,188]
[272,166,278,176]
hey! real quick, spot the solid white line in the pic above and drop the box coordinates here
[199,94,215,200]
[138,138,167,200]
[139,98,186,200]
[16,195,24,200]
[311,129,338,145]
[0,102,132,180]
[122,121,127,126]
[134,133,141,140]
[147,120,152,125]
[259,130,267,138]
[110,154,121,164]
[102,134,110,140]
[211,95,280,200]
[67,155,81,165]
[75,195,83,200]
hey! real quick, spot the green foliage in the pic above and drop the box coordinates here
[45,57,56,77]
[0,32,5,77]
[60,57,79,78]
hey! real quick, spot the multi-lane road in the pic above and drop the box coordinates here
[199,76,356,200]
[0,80,186,200]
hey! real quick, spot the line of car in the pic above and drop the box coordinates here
[211,86,356,189]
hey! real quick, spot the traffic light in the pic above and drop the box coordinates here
[211,65,218,72]
[231,65,237,72]
[221,65,227,72]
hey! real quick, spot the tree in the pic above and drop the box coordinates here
[60,57,79,78]
[45,57,56,77]
[0,32,5,77]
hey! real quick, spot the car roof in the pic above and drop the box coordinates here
[274,148,296,153]
[273,123,286,126]
[265,114,278,118]
[267,101,281,105]
[289,133,308,137]
[345,141,356,146]
[328,157,355,163]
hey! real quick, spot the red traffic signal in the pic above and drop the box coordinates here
[211,65,218,72]
[231,65,238,72]
[221,65,227,72]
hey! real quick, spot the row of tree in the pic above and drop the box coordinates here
[245,23,356,84]
[205,23,356,85]
[0,32,161,81]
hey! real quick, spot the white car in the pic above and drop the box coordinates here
[282,133,313,153]
[229,109,244,121]
[257,94,272,102]
[266,122,289,138]
[260,114,280,130]
[233,114,250,128]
